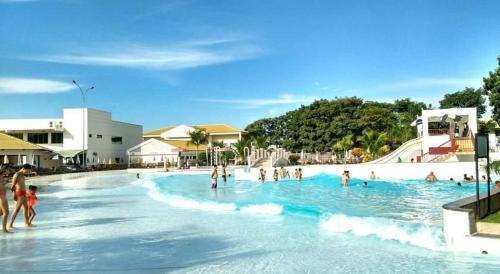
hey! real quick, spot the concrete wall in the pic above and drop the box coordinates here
[442,189,500,255]
[234,162,483,182]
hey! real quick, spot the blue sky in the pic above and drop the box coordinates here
[0,0,499,130]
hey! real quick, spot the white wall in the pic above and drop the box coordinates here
[84,109,143,164]
[0,118,63,131]
[210,134,240,145]
[128,139,179,164]
[63,108,87,150]
[0,118,65,150]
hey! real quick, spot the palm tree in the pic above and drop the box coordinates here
[334,135,354,162]
[231,139,249,164]
[487,161,500,175]
[357,129,388,158]
[252,136,268,149]
[188,128,208,166]
[212,141,224,148]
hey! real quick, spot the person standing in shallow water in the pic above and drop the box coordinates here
[0,172,10,233]
[211,165,218,189]
[370,171,376,180]
[426,171,437,183]
[341,170,350,186]
[9,164,32,229]
[273,168,279,181]
[221,165,227,183]
[27,185,38,225]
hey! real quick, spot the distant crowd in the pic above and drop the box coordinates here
[207,166,500,190]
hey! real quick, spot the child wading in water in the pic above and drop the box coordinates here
[27,185,38,225]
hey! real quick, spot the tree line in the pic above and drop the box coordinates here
[243,56,500,158]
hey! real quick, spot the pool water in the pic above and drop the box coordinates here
[1,172,499,273]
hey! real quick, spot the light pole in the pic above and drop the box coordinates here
[72,80,94,169]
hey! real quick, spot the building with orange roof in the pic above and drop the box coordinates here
[129,124,245,167]
[0,132,60,169]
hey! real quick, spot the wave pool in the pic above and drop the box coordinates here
[1,171,499,273]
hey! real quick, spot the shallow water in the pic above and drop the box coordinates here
[0,172,498,273]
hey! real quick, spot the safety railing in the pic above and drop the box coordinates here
[428,128,450,136]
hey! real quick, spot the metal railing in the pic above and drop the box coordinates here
[428,128,450,136]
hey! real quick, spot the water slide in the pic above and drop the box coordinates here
[368,137,422,164]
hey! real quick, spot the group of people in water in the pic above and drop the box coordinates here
[210,164,228,189]
[425,171,500,188]
[264,167,302,182]
[0,164,38,233]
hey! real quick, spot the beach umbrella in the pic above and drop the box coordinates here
[102,158,106,165]
[76,155,80,165]
[108,158,112,165]
[3,155,9,164]
[97,157,101,164]
[31,154,35,165]
[17,154,22,165]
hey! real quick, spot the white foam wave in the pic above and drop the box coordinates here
[137,179,236,212]
[135,179,284,215]
[320,214,445,251]
[240,204,283,215]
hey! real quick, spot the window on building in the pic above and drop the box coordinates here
[111,136,123,144]
[97,134,103,139]
[51,133,63,144]
[27,133,48,144]
[7,133,23,140]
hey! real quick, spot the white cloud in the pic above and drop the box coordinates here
[196,94,318,109]
[0,77,75,94]
[29,39,263,70]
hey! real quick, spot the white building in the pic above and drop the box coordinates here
[143,124,244,145]
[0,108,143,167]
[130,124,244,167]
[375,107,478,164]
[420,108,477,159]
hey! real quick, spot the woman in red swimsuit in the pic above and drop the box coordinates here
[27,185,38,225]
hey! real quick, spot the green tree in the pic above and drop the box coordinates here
[486,56,500,123]
[252,136,268,149]
[439,87,487,117]
[244,96,422,154]
[188,128,208,166]
[357,129,388,158]
[231,139,250,164]
[334,134,354,160]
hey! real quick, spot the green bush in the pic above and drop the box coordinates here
[289,155,300,165]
